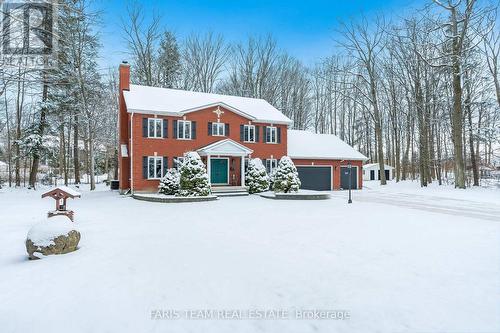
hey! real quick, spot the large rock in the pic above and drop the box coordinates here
[26,216,80,260]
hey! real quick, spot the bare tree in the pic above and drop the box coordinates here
[428,0,479,188]
[337,17,388,185]
[182,32,229,93]
[482,14,500,108]
[122,2,161,86]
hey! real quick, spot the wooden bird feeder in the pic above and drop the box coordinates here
[42,186,81,222]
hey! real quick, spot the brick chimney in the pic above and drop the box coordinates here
[118,62,130,192]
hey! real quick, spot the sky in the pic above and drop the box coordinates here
[93,0,425,73]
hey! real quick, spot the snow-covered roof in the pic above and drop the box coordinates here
[123,85,292,125]
[287,130,368,161]
[42,186,81,198]
[363,163,395,169]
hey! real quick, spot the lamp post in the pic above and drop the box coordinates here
[348,162,352,204]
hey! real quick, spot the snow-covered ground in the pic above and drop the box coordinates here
[0,182,499,333]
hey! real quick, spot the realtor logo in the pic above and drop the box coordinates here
[1,0,57,68]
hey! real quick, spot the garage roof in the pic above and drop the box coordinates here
[363,163,395,169]
[287,130,368,161]
[123,85,293,125]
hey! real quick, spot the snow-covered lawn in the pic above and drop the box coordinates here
[1,182,499,333]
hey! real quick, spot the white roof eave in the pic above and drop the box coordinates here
[127,108,181,117]
[127,107,292,124]
[197,139,253,156]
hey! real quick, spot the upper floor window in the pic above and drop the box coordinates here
[244,125,255,142]
[148,156,163,179]
[178,120,191,140]
[266,126,277,143]
[212,122,225,136]
[148,118,162,138]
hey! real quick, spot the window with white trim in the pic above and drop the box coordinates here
[178,120,191,139]
[265,159,277,174]
[148,118,162,138]
[244,125,255,142]
[244,158,250,172]
[148,156,163,179]
[174,157,184,169]
[266,126,277,143]
[212,122,225,136]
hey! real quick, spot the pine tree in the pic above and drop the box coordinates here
[272,156,301,193]
[178,152,211,197]
[269,168,277,191]
[158,168,180,195]
[157,31,181,88]
[245,158,270,193]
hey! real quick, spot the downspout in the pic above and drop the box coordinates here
[130,112,134,194]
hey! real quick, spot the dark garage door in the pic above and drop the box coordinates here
[340,167,358,190]
[296,166,332,191]
[377,169,391,180]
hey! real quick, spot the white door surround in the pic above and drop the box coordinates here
[198,139,253,187]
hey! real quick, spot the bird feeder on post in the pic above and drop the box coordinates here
[41,186,81,222]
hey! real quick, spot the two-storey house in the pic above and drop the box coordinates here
[118,62,367,193]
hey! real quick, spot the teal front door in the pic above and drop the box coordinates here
[210,158,229,184]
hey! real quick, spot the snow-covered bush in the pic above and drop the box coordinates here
[177,152,211,197]
[245,158,270,194]
[158,168,180,195]
[268,168,277,191]
[272,156,301,193]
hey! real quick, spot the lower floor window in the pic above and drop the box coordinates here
[174,157,184,169]
[148,156,163,179]
[265,159,277,174]
[244,158,250,172]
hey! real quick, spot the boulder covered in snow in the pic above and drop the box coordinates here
[26,216,80,260]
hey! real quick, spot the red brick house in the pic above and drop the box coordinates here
[118,63,368,193]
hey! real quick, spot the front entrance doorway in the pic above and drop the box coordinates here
[210,158,229,185]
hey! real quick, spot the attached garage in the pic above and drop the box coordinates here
[287,130,368,190]
[296,166,332,191]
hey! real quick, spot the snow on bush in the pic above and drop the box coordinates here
[272,156,301,193]
[158,168,180,195]
[245,158,270,193]
[177,152,211,197]
[268,168,277,191]
[27,216,77,247]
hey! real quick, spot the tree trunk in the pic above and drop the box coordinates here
[14,71,24,187]
[4,93,12,187]
[372,86,386,185]
[73,113,80,184]
[88,123,96,190]
[451,63,466,189]
[466,98,479,186]
[28,76,48,189]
